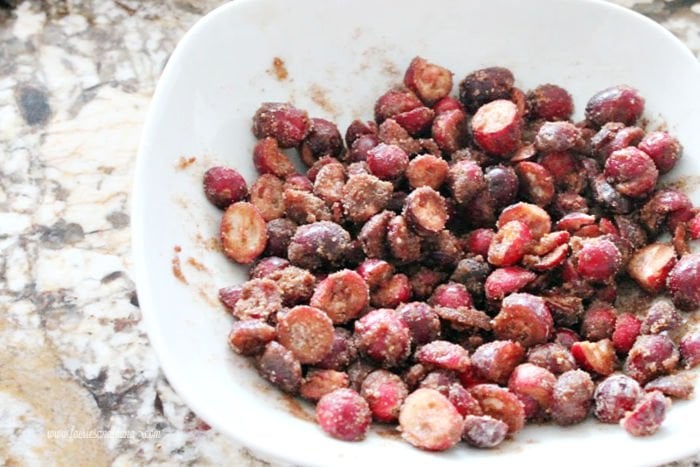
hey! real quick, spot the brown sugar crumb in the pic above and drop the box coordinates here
[172,246,187,284]
[187,257,208,272]
[176,156,197,170]
[309,83,337,116]
[270,57,289,81]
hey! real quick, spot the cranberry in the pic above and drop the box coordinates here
[371,273,412,308]
[469,384,526,434]
[300,369,349,402]
[497,202,551,239]
[471,99,522,156]
[508,363,557,415]
[354,308,411,367]
[624,334,679,384]
[484,267,537,302]
[575,237,622,283]
[493,293,553,348]
[641,300,682,335]
[287,221,350,270]
[528,84,574,121]
[471,340,525,385]
[396,302,441,346]
[462,415,509,448]
[398,388,463,451]
[620,391,670,437]
[406,154,449,190]
[447,160,486,205]
[366,143,409,181]
[526,343,577,375]
[679,330,700,368]
[203,166,248,209]
[645,374,695,400]
[584,85,645,127]
[252,102,311,148]
[316,388,372,441]
[360,369,409,423]
[404,56,453,105]
[571,339,617,376]
[257,341,302,394]
[603,147,658,198]
[459,67,515,112]
[581,302,617,341]
[220,202,268,264]
[432,108,468,153]
[612,312,642,354]
[310,270,369,324]
[550,369,594,426]
[593,374,642,423]
[374,88,422,123]
[228,321,276,356]
[515,161,555,207]
[485,164,520,209]
[316,328,358,371]
[534,121,583,153]
[394,106,435,136]
[403,187,448,235]
[638,131,682,174]
[487,220,533,267]
[666,253,700,311]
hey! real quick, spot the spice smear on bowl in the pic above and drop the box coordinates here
[204,57,700,450]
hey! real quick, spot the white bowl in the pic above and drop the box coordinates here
[132,0,700,465]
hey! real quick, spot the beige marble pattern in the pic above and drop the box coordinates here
[0,0,698,465]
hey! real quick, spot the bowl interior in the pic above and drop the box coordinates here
[133,0,700,465]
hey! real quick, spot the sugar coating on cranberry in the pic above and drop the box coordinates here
[277,305,334,364]
[508,363,557,415]
[462,415,509,449]
[638,131,682,174]
[396,302,441,346]
[575,237,622,283]
[203,166,248,209]
[526,343,577,375]
[253,102,311,148]
[310,269,369,324]
[257,341,302,394]
[624,334,679,385]
[354,308,412,367]
[593,374,643,423]
[528,84,574,121]
[551,369,595,426]
[366,143,409,181]
[360,369,409,423]
[459,67,515,112]
[316,388,372,441]
[604,147,658,198]
[471,340,525,385]
[679,330,700,368]
[415,340,471,373]
[300,118,343,165]
[584,85,645,127]
[666,253,700,311]
[620,391,670,437]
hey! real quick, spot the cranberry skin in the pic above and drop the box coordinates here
[287,221,351,271]
[527,84,574,121]
[534,122,583,153]
[316,388,371,441]
[641,300,682,335]
[203,167,248,209]
[429,282,473,308]
[252,102,311,148]
[415,340,471,373]
[459,67,515,112]
[638,131,682,174]
[593,374,643,423]
[612,313,642,354]
[471,99,522,156]
[360,369,409,423]
[462,415,508,449]
[485,164,520,209]
[603,147,658,198]
[624,334,679,385]
[374,88,423,123]
[316,328,358,371]
[493,293,553,348]
[366,143,409,181]
[581,303,617,341]
[485,267,536,302]
[349,134,379,162]
[469,384,526,434]
[550,369,595,426]
[508,363,557,414]
[679,330,700,368]
[526,343,577,375]
[354,308,411,368]
[257,341,302,394]
[432,109,468,153]
[447,160,486,205]
[471,340,525,385]
[666,253,700,311]
[464,228,496,257]
[433,96,464,114]
[585,85,645,127]
[300,118,344,165]
[575,238,622,283]
[396,302,441,346]
[621,391,670,437]
[345,119,377,147]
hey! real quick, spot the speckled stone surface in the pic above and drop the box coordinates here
[0,0,698,465]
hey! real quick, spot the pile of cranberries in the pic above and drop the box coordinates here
[203,56,700,451]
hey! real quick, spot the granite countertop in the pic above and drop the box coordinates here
[0,0,698,465]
